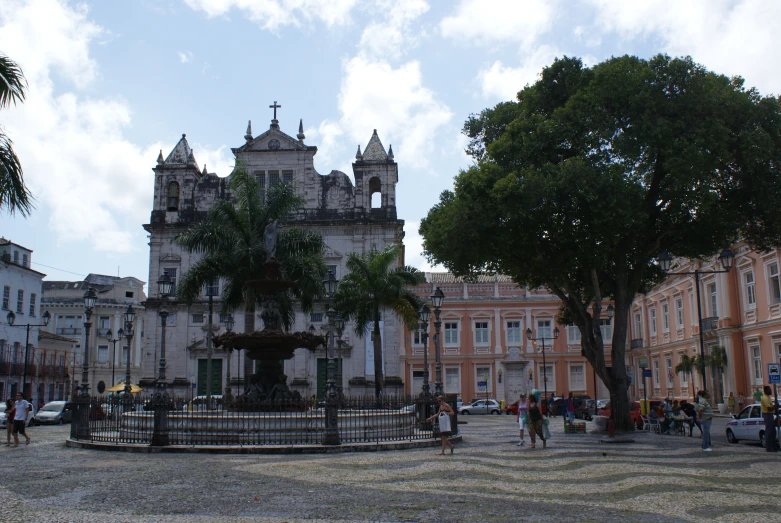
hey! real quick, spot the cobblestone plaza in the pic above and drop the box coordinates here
[1,416,779,522]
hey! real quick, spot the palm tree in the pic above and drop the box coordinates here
[708,346,729,403]
[175,163,327,329]
[675,353,697,401]
[335,244,424,398]
[0,54,33,216]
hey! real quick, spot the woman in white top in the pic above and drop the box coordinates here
[427,396,455,455]
[516,394,529,447]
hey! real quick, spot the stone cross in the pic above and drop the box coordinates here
[269,101,281,120]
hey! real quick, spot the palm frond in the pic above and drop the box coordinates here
[0,55,26,108]
[0,133,34,216]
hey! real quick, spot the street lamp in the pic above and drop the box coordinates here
[122,305,136,406]
[526,325,559,416]
[151,272,173,446]
[206,278,218,407]
[656,248,734,393]
[105,327,124,387]
[223,314,235,398]
[430,287,445,396]
[417,304,431,398]
[6,310,50,400]
[322,272,341,445]
[81,287,98,395]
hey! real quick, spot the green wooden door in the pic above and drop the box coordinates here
[316,358,342,399]
[197,359,223,396]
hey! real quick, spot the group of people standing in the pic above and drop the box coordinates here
[4,393,32,447]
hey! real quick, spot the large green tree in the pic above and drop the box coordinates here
[420,54,781,431]
[335,244,424,398]
[0,54,33,216]
[175,164,327,328]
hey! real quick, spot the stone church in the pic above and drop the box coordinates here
[141,106,406,400]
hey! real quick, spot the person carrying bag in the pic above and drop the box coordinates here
[427,396,455,455]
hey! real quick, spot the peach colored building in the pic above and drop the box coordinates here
[402,274,614,404]
[629,245,781,410]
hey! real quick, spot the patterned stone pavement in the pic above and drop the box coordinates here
[1,415,779,522]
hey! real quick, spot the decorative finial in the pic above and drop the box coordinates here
[156,150,164,165]
[372,129,377,135]
[297,118,305,142]
[387,144,394,160]
[202,164,207,175]
[356,145,363,160]
[182,133,186,139]
[187,149,196,166]
[245,120,252,142]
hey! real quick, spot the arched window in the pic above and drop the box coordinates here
[369,177,382,208]
[167,181,180,211]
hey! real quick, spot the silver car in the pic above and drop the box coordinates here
[33,401,72,425]
[459,399,502,415]
[0,402,35,427]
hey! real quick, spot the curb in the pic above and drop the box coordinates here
[65,435,463,454]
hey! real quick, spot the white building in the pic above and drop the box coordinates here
[41,274,146,395]
[142,112,406,399]
[0,238,46,401]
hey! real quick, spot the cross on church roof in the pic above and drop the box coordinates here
[269,101,281,120]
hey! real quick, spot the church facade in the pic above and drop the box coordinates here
[142,108,406,400]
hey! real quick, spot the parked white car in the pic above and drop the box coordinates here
[459,399,502,415]
[726,403,780,448]
[0,402,35,427]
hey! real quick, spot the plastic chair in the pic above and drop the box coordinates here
[643,416,661,435]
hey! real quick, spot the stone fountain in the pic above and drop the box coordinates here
[212,256,325,408]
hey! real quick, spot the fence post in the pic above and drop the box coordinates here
[70,390,91,440]
[150,391,172,446]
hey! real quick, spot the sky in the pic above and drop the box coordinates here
[1,0,780,290]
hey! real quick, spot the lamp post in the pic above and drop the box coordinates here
[206,279,217,407]
[223,314,235,399]
[526,325,559,417]
[122,305,135,410]
[657,248,734,393]
[417,304,432,399]
[322,272,341,445]
[105,327,124,387]
[431,287,445,396]
[151,273,173,446]
[71,287,97,440]
[6,310,50,400]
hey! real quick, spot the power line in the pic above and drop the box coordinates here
[31,262,86,278]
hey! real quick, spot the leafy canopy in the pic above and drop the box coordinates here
[0,54,34,216]
[175,163,327,328]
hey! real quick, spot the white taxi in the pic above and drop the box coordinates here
[725,403,780,448]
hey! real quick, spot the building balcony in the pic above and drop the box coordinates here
[630,339,644,350]
[700,317,719,333]
[56,327,82,335]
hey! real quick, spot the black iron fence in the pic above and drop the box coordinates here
[73,394,440,447]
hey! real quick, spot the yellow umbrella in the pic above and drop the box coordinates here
[106,382,143,393]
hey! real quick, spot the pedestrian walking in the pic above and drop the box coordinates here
[565,393,575,424]
[12,393,32,446]
[737,392,745,412]
[516,394,529,446]
[728,392,736,415]
[527,394,546,449]
[695,390,713,452]
[760,386,778,452]
[427,396,455,455]
[4,399,15,445]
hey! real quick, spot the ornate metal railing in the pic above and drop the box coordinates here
[700,317,719,332]
[72,394,440,447]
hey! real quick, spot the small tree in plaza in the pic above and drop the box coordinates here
[675,354,697,402]
[335,244,424,398]
[708,346,729,403]
[420,54,781,431]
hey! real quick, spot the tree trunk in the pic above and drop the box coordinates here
[372,313,383,399]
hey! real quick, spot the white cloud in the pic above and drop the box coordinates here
[0,0,225,253]
[336,54,452,170]
[403,220,441,272]
[177,50,193,63]
[588,0,781,94]
[357,0,429,59]
[183,0,360,31]
[478,44,560,100]
[440,0,558,46]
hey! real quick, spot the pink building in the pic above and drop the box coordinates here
[402,274,613,404]
[629,245,781,410]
